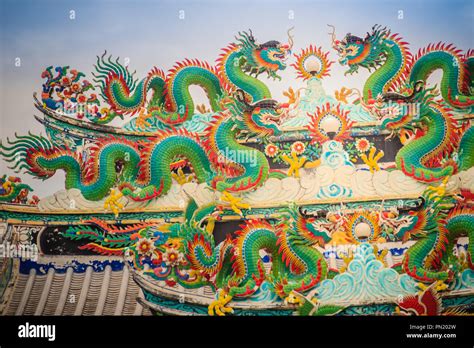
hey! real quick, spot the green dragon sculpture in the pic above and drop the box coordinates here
[63,199,330,315]
[332,25,474,183]
[378,88,473,183]
[402,185,474,283]
[0,93,284,204]
[91,30,292,126]
[331,24,473,109]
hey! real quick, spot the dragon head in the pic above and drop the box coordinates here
[229,89,284,136]
[291,206,333,247]
[329,24,389,76]
[236,28,293,80]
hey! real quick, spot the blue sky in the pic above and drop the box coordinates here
[1,0,473,197]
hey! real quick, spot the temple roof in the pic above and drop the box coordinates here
[1,258,151,316]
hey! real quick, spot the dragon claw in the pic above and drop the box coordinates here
[373,245,388,265]
[417,280,448,294]
[103,188,124,218]
[434,280,449,292]
[304,159,321,169]
[171,167,194,185]
[284,291,303,305]
[340,250,354,273]
[283,87,298,106]
[208,290,233,316]
[136,107,152,129]
[282,151,307,178]
[335,87,352,103]
[360,146,384,173]
[426,176,450,201]
[220,191,250,217]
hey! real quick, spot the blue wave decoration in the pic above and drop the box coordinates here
[320,140,354,169]
[124,112,215,133]
[315,140,353,199]
[249,281,281,303]
[19,258,125,275]
[316,243,418,304]
[317,184,352,199]
[450,269,474,291]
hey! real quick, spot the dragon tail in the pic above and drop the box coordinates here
[0,132,55,176]
[225,220,280,298]
[2,134,143,201]
[61,219,155,255]
[92,52,166,115]
[185,233,234,277]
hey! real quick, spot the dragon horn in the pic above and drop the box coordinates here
[327,24,338,50]
[287,26,295,50]
[248,29,255,43]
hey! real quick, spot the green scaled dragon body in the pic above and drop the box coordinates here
[62,199,330,314]
[0,94,284,202]
[92,30,291,126]
[333,24,474,183]
[402,189,474,283]
[83,200,329,314]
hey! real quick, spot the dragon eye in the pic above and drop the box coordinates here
[344,45,358,56]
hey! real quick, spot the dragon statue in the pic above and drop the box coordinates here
[331,24,474,183]
[330,24,473,109]
[402,183,474,283]
[1,25,473,317]
[63,199,330,315]
[0,92,285,206]
[89,30,292,126]
[378,87,473,182]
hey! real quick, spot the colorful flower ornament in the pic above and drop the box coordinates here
[264,144,279,157]
[163,248,185,267]
[291,141,306,155]
[355,138,371,152]
[136,237,155,256]
[71,82,81,92]
[60,76,71,86]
